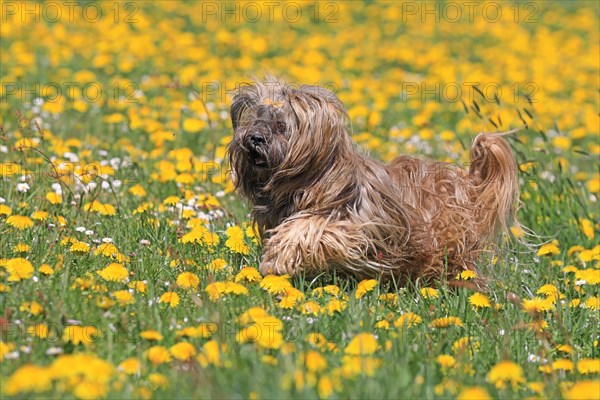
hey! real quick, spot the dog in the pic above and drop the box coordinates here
[227,78,520,283]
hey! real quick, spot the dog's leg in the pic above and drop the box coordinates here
[259,215,367,276]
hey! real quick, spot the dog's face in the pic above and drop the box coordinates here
[231,99,292,177]
[228,80,351,200]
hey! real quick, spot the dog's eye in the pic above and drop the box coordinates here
[276,122,286,133]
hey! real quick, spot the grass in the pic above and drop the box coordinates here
[0,1,599,399]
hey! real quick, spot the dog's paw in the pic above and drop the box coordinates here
[259,256,299,276]
[258,259,277,275]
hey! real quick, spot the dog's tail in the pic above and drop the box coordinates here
[468,130,520,238]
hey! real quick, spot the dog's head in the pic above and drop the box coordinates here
[228,78,351,200]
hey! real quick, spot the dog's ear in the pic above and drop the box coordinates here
[230,85,258,131]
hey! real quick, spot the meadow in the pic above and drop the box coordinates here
[0,1,599,398]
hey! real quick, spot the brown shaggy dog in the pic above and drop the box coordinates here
[228,78,520,282]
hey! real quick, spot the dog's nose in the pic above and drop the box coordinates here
[250,134,265,146]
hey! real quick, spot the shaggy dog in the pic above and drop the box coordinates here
[228,78,519,282]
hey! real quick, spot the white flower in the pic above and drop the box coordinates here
[112,180,122,188]
[17,183,30,193]
[46,347,63,356]
[51,183,62,194]
[102,237,113,243]
[85,230,94,236]
[101,181,111,189]
[75,226,86,232]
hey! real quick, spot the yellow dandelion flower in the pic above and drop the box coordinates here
[159,291,180,308]
[197,340,226,367]
[203,231,220,246]
[469,292,491,308]
[260,274,292,295]
[584,296,599,310]
[0,204,12,216]
[537,243,560,257]
[112,290,135,305]
[183,118,206,133]
[487,360,525,389]
[556,344,575,355]
[6,215,34,230]
[128,184,147,197]
[170,342,197,361]
[420,287,439,299]
[528,381,545,394]
[511,225,525,238]
[326,298,347,315]
[176,323,218,339]
[522,297,554,313]
[563,380,600,400]
[577,359,600,375]
[344,333,379,356]
[0,341,14,360]
[236,321,284,350]
[378,293,398,305]
[235,266,262,283]
[318,376,334,398]
[70,241,90,253]
[456,270,477,281]
[31,211,48,221]
[140,330,163,341]
[457,386,491,400]
[97,263,129,282]
[45,192,62,204]
[148,373,169,389]
[394,312,423,328]
[431,316,463,328]
[38,264,54,275]
[580,218,595,240]
[552,358,574,372]
[5,258,34,281]
[437,354,456,370]
[355,279,378,299]
[96,296,115,309]
[340,355,381,377]
[305,350,327,373]
[374,320,390,330]
[118,357,142,375]
[576,269,600,285]
[20,301,44,316]
[128,280,147,293]
[176,271,200,289]
[62,325,99,345]
[207,258,228,272]
[278,287,305,309]
[94,243,120,258]
[301,301,322,315]
[163,196,180,205]
[537,284,561,298]
[3,364,54,396]
[147,346,172,365]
